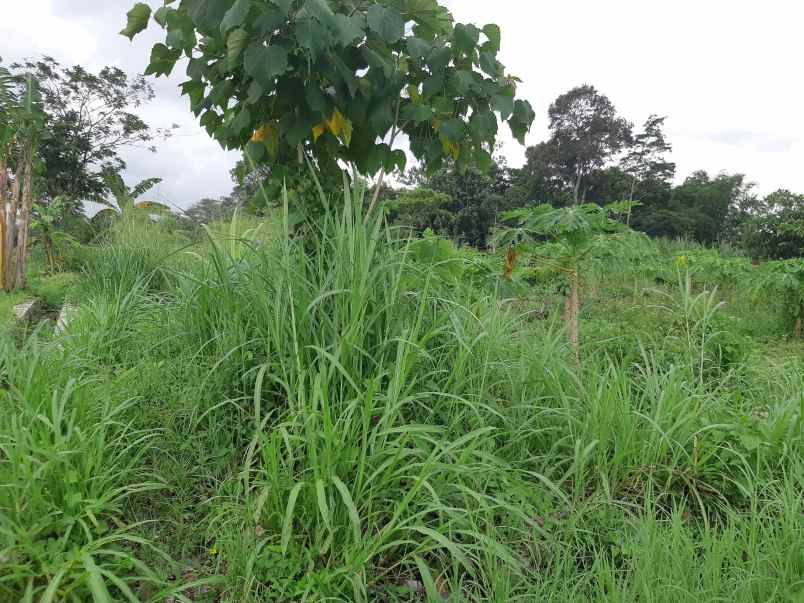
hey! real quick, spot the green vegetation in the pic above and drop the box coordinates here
[1,2,801,601]
[1,182,802,601]
[125,0,534,215]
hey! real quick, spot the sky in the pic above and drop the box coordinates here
[2,0,803,209]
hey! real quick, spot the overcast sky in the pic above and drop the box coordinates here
[2,0,803,209]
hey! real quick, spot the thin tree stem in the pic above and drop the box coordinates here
[364,100,401,224]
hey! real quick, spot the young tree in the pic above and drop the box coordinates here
[496,201,634,364]
[31,197,69,273]
[620,114,675,223]
[121,0,535,220]
[546,85,632,205]
[9,57,172,211]
[736,190,804,260]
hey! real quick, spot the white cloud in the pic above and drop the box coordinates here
[443,0,804,194]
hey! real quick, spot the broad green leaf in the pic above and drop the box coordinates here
[305,82,328,113]
[367,5,404,43]
[231,106,253,134]
[470,109,497,140]
[491,92,514,120]
[454,23,480,54]
[245,139,266,161]
[390,148,407,172]
[332,13,365,46]
[509,98,535,143]
[187,0,230,33]
[475,147,492,172]
[422,74,444,98]
[145,43,182,77]
[482,23,501,51]
[449,70,474,95]
[305,0,337,28]
[154,6,170,27]
[244,43,289,86]
[254,7,286,36]
[271,0,293,14]
[427,44,451,71]
[401,102,432,123]
[296,17,330,58]
[479,49,500,76]
[410,0,453,40]
[439,117,465,141]
[406,37,431,60]
[246,80,264,104]
[221,0,251,32]
[226,28,249,69]
[120,3,151,40]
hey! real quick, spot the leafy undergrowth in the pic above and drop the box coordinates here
[1,199,802,602]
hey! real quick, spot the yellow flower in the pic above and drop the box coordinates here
[209,546,218,556]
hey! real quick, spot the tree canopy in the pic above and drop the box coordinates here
[8,57,170,211]
[122,0,535,210]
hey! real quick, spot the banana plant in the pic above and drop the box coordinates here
[0,65,17,291]
[31,197,74,273]
[495,201,636,364]
[93,171,170,223]
[0,68,46,291]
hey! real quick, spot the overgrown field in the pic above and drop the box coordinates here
[1,189,802,602]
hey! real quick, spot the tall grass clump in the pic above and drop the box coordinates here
[0,337,212,602]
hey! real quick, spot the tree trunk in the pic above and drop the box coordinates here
[569,271,580,365]
[627,178,636,226]
[795,316,802,339]
[563,269,581,366]
[572,171,583,206]
[15,145,33,289]
[43,232,55,273]
[364,101,401,224]
[3,161,21,291]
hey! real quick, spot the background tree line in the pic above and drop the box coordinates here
[374,84,802,259]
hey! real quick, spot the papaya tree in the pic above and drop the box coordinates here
[120,0,535,219]
[495,201,634,363]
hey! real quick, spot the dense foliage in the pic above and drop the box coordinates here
[123,0,535,214]
[1,188,802,601]
[7,57,169,212]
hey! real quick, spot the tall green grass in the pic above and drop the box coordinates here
[1,179,801,601]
